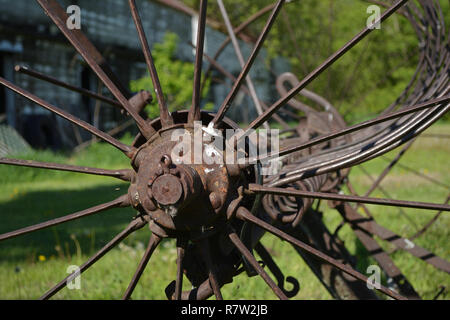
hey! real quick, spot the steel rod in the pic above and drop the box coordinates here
[248,184,450,211]
[244,0,409,132]
[36,0,155,139]
[40,218,146,300]
[128,0,173,127]
[217,0,269,130]
[0,77,135,156]
[15,65,122,108]
[235,207,406,300]
[188,0,208,124]
[0,157,132,181]
[210,0,285,127]
[0,195,129,242]
[123,232,162,300]
[253,95,450,163]
[227,226,288,300]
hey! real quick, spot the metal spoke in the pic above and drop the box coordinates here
[123,232,162,300]
[36,0,155,139]
[227,225,288,300]
[0,77,135,156]
[210,0,285,128]
[234,206,406,300]
[243,0,409,132]
[200,3,277,96]
[0,195,129,242]
[217,0,270,130]
[188,0,208,124]
[251,95,450,163]
[40,217,146,300]
[248,184,450,212]
[128,0,173,127]
[14,65,122,109]
[201,238,223,300]
[0,158,132,181]
[174,238,187,300]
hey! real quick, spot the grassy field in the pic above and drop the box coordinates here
[0,124,448,300]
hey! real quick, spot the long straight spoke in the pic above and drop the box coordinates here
[235,206,406,300]
[227,226,288,300]
[0,195,129,242]
[174,238,187,300]
[210,0,285,128]
[244,0,409,132]
[201,238,223,300]
[0,158,132,181]
[128,0,173,127]
[252,95,450,163]
[217,0,269,130]
[123,232,162,300]
[15,65,122,109]
[36,0,155,139]
[0,77,134,156]
[188,0,208,124]
[40,218,146,300]
[248,184,450,212]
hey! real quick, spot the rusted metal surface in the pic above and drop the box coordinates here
[0,0,448,300]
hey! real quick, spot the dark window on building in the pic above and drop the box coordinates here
[0,55,5,116]
[81,66,93,122]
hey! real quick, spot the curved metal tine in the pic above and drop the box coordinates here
[243,0,409,133]
[36,0,155,140]
[14,65,122,109]
[128,0,173,128]
[355,165,420,229]
[40,217,146,300]
[210,0,285,128]
[409,195,450,240]
[0,77,134,157]
[216,0,270,130]
[254,242,300,298]
[123,232,162,300]
[201,238,223,300]
[0,195,129,243]
[188,0,208,124]
[251,95,450,163]
[0,158,132,182]
[227,225,288,300]
[234,207,406,300]
[174,238,187,300]
[380,156,450,190]
[200,3,277,96]
[248,184,450,212]
[362,139,416,198]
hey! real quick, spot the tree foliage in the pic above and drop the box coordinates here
[130,32,212,119]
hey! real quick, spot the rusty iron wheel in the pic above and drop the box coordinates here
[0,0,448,300]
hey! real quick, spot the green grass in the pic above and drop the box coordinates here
[0,125,448,300]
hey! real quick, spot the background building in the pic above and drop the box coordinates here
[0,0,289,149]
